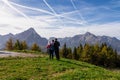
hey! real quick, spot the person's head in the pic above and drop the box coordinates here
[55,38,57,41]
[52,40,54,42]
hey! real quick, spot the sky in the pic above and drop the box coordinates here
[0,0,120,39]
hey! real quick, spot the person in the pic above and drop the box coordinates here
[54,38,60,60]
[49,40,55,59]
[46,40,54,59]
[46,41,51,54]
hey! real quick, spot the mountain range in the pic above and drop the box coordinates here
[0,28,48,49]
[0,28,120,53]
[58,32,120,52]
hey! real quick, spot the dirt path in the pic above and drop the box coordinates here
[0,51,40,58]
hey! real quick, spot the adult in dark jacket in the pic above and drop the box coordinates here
[54,38,60,60]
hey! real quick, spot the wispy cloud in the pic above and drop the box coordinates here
[10,1,54,16]
[2,0,30,22]
[0,0,120,39]
[70,0,87,24]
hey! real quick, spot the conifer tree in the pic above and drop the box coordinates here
[62,43,68,58]
[82,43,90,61]
[21,41,28,50]
[90,43,100,64]
[59,42,119,67]
[77,44,83,59]
[14,39,22,50]
[31,43,41,51]
[67,47,72,59]
[73,47,79,60]
[5,38,14,50]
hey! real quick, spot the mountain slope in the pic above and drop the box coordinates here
[58,32,120,52]
[0,33,14,49]
[14,28,48,46]
[0,28,120,52]
[0,28,48,49]
[0,56,120,80]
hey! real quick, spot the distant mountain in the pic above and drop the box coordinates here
[1,28,120,53]
[52,32,120,53]
[0,28,48,49]
[14,28,48,47]
[0,33,14,49]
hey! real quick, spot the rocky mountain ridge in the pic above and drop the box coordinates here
[0,28,120,53]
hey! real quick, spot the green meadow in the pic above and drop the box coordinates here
[0,54,120,80]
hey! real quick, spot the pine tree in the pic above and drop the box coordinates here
[14,40,22,50]
[73,47,79,60]
[90,43,100,64]
[31,43,41,51]
[97,44,106,66]
[67,48,72,59]
[77,44,83,59]
[5,38,14,50]
[21,41,28,50]
[62,43,68,58]
[82,43,90,61]
[59,42,119,68]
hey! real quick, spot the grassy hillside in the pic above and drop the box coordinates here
[0,56,120,80]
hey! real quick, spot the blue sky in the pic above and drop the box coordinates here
[0,0,120,39]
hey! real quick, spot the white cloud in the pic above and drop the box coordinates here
[0,0,120,40]
[88,22,120,38]
[34,22,120,39]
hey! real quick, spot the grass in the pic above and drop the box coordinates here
[0,54,120,80]
[11,50,44,54]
